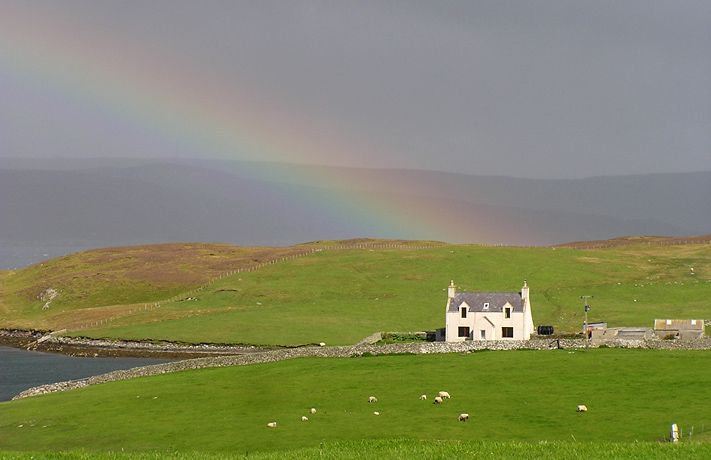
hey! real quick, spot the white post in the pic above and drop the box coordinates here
[671,423,679,443]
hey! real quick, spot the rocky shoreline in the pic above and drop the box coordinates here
[8,330,711,400]
[0,329,268,359]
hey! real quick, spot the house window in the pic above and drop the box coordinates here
[458,326,470,338]
[505,307,511,319]
[460,307,467,319]
[480,330,486,340]
[502,327,514,338]
[483,302,489,310]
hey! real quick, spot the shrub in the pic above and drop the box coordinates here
[379,332,429,344]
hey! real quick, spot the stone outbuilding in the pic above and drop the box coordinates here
[439,280,534,342]
[654,319,705,340]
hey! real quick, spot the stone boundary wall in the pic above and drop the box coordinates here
[13,338,711,400]
[39,335,267,354]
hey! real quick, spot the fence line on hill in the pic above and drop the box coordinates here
[70,243,445,332]
[554,238,711,251]
[69,238,709,331]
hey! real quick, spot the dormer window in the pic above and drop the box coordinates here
[505,307,511,319]
[483,302,489,310]
[460,307,467,319]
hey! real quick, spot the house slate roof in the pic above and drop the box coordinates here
[448,292,523,313]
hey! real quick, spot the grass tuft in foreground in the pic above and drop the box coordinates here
[2,439,711,460]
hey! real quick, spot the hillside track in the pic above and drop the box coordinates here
[0,240,448,333]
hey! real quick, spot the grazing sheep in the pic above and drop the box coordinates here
[267,422,277,428]
[373,411,380,416]
[369,396,377,403]
[577,405,587,412]
[439,391,451,399]
[419,394,427,400]
[319,342,326,347]
[301,416,308,421]
[311,408,317,414]
[458,413,469,422]
[433,396,443,404]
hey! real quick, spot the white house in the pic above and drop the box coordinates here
[443,280,534,341]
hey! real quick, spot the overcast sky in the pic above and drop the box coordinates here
[1,0,709,179]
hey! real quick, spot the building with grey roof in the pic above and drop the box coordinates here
[442,280,534,341]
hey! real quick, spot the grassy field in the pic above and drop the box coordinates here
[1,239,709,346]
[3,439,711,460]
[1,348,710,453]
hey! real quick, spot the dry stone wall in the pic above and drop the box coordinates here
[13,337,711,400]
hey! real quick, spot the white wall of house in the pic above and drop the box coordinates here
[446,304,525,341]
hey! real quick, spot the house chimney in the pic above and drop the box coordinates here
[448,280,456,299]
[521,279,529,309]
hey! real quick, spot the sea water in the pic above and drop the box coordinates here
[0,246,95,270]
[0,346,174,401]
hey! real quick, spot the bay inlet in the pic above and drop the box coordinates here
[0,346,174,401]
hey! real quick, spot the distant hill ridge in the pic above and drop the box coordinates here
[1,158,708,247]
[553,234,711,249]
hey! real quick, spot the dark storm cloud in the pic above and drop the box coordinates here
[1,0,709,178]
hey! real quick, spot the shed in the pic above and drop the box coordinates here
[654,319,705,340]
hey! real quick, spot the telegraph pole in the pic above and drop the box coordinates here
[580,295,593,351]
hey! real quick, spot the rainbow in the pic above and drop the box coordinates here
[0,4,525,244]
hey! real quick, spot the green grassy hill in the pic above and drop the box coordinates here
[1,238,709,345]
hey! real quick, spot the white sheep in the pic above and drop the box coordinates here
[301,416,308,421]
[458,413,469,422]
[310,408,317,414]
[373,411,380,415]
[439,391,451,399]
[319,342,326,347]
[267,422,277,428]
[419,394,427,400]
[577,405,587,412]
[368,396,377,403]
[433,396,443,404]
